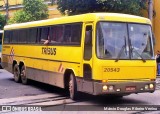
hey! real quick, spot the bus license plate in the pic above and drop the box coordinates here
[125,86,136,91]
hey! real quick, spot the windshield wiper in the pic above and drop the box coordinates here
[131,47,146,62]
[115,36,127,62]
[129,38,146,63]
[115,45,125,62]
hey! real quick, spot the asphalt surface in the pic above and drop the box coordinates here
[0,69,160,114]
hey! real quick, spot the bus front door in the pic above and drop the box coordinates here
[82,24,93,93]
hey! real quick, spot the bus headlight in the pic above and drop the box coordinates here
[145,85,149,90]
[149,84,154,89]
[103,85,108,91]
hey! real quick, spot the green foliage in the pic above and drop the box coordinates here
[23,0,49,20]
[0,14,6,29]
[57,0,102,15]
[57,0,147,16]
[9,0,49,24]
[8,10,31,24]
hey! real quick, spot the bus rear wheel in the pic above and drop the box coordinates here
[69,73,78,100]
[13,64,21,83]
[21,65,28,84]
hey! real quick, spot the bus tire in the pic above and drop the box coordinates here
[13,64,21,83]
[69,73,78,100]
[21,65,28,84]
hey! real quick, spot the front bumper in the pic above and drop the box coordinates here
[93,81,155,95]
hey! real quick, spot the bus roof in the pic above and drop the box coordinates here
[4,13,151,30]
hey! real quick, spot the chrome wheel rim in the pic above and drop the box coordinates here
[69,79,73,96]
[21,69,26,81]
[14,67,19,80]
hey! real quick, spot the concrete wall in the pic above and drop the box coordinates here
[153,0,160,52]
[0,0,23,6]
[0,0,61,19]
[0,5,62,19]
[0,0,51,6]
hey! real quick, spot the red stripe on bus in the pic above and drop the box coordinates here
[58,63,62,72]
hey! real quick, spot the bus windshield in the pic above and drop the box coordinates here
[96,22,154,60]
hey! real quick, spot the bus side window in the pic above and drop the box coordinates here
[57,25,64,43]
[49,26,57,43]
[71,24,82,44]
[64,25,71,43]
[84,25,92,60]
[40,27,50,44]
[28,28,37,43]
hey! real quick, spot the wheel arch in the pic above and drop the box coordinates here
[19,61,25,72]
[63,68,76,89]
[12,60,17,73]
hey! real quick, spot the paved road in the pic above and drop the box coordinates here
[0,69,160,114]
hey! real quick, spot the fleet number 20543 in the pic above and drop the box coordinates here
[104,68,120,72]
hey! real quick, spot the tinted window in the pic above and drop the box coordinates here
[64,25,72,43]
[71,24,82,44]
[84,25,92,60]
[19,29,28,43]
[3,23,82,45]
[11,30,19,43]
[49,23,82,45]
[40,27,49,42]
[50,25,64,43]
[4,31,10,43]
[28,28,37,43]
[63,24,82,45]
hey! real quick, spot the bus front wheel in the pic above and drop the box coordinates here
[21,65,28,84]
[13,64,21,83]
[69,73,78,100]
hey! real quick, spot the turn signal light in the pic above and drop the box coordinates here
[102,80,107,83]
[150,79,155,81]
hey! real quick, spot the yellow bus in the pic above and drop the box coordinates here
[1,13,156,99]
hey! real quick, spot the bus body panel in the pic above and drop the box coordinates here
[4,13,151,31]
[1,13,156,96]
[92,59,156,81]
[2,45,82,88]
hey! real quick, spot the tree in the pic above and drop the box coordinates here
[0,14,6,29]
[9,0,49,24]
[96,0,147,16]
[57,0,147,16]
[57,0,102,15]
